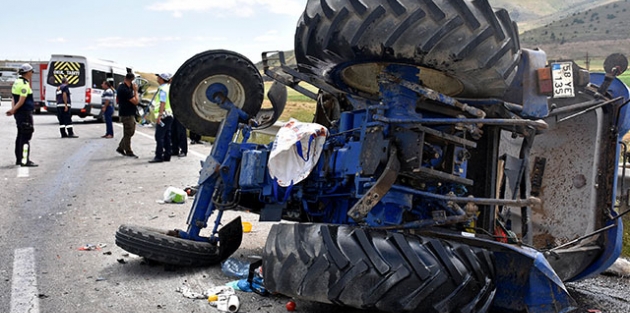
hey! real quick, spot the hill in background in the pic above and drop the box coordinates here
[491,0,620,30]
[519,0,630,65]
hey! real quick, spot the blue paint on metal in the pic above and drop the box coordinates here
[206,83,229,103]
[589,73,630,135]
[179,97,248,242]
[488,242,577,312]
[177,52,627,312]
[239,149,269,190]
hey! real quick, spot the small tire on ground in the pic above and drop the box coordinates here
[294,0,520,99]
[263,223,496,313]
[170,50,264,137]
[115,224,220,266]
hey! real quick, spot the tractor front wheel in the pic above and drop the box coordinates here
[170,50,264,137]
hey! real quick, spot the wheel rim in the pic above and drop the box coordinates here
[339,63,464,96]
[191,74,247,123]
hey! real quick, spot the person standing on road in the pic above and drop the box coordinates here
[116,73,140,158]
[55,77,78,138]
[101,80,115,138]
[149,73,173,163]
[6,64,38,167]
[171,116,187,157]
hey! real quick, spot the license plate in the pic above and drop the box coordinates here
[551,62,575,98]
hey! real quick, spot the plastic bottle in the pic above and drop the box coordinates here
[221,258,249,279]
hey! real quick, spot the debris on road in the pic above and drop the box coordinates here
[78,243,106,251]
[221,258,249,279]
[285,300,296,311]
[176,285,207,299]
[161,186,187,204]
[176,284,241,311]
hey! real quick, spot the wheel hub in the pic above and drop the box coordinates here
[192,75,246,123]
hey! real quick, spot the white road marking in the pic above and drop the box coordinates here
[114,123,207,159]
[16,167,29,178]
[11,247,39,313]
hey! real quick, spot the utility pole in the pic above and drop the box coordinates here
[585,52,590,71]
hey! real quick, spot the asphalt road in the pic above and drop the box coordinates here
[0,103,628,313]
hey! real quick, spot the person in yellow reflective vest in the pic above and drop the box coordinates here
[6,64,38,167]
[148,73,173,163]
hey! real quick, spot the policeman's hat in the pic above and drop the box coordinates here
[18,63,34,74]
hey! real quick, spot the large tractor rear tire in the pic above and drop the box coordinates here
[170,50,264,137]
[295,0,520,99]
[263,223,496,313]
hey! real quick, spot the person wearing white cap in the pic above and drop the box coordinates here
[6,63,38,167]
[149,73,173,163]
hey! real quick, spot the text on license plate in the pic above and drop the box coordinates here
[551,62,574,98]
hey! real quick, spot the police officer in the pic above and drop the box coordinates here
[148,73,173,163]
[55,77,78,138]
[6,64,38,167]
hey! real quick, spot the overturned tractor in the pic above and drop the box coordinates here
[116,1,629,312]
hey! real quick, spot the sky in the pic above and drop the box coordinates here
[1,0,306,74]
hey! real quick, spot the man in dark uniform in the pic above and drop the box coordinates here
[55,77,78,138]
[116,73,140,158]
[171,117,188,157]
[6,64,38,167]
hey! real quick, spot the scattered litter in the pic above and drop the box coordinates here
[78,244,105,251]
[149,215,158,220]
[226,278,266,294]
[222,257,268,295]
[95,277,106,281]
[221,258,250,279]
[117,258,127,264]
[216,294,240,312]
[286,300,296,311]
[176,284,240,313]
[184,186,198,197]
[162,186,187,203]
[168,213,176,218]
[206,286,235,296]
[38,294,49,299]
[242,222,252,233]
[103,251,112,255]
[205,286,240,312]
[176,285,207,299]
